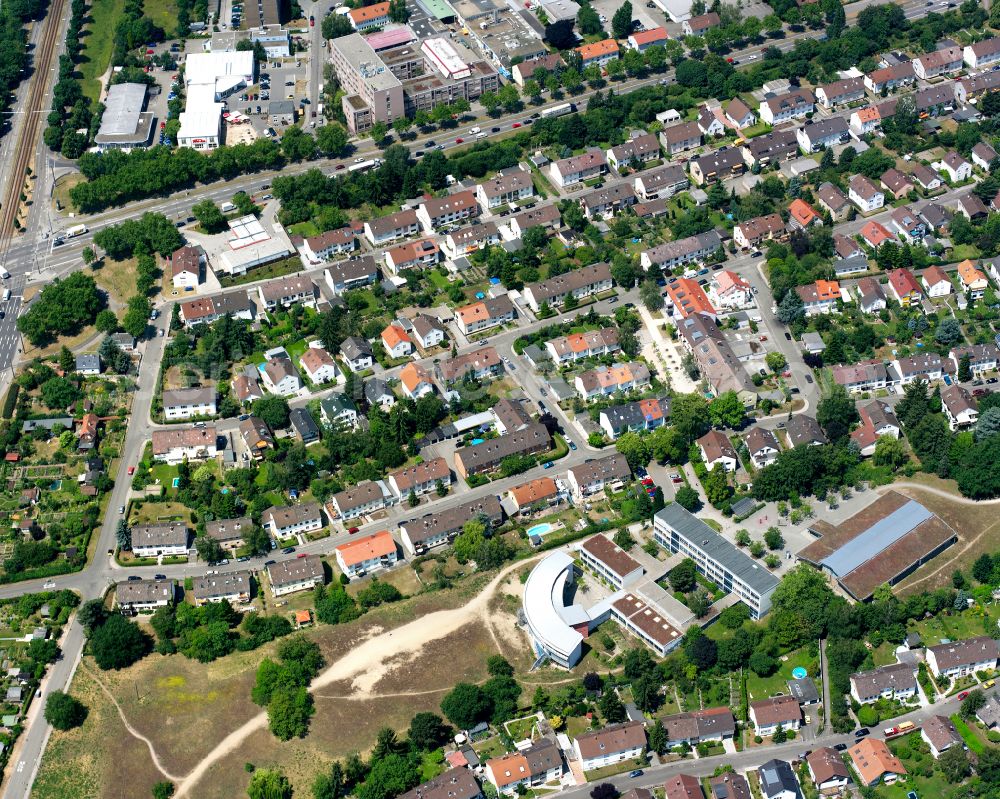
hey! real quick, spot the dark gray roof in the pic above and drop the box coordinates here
[655,504,779,604]
[787,677,820,704]
[289,407,320,440]
[759,760,799,799]
[365,377,393,403]
[784,415,828,448]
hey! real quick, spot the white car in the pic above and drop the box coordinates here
[42,581,56,589]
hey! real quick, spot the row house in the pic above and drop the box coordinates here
[384,238,440,273]
[894,352,946,385]
[888,267,923,305]
[581,183,637,219]
[741,129,798,168]
[437,345,503,385]
[659,121,702,156]
[455,294,516,335]
[444,222,501,260]
[941,384,978,431]
[665,278,717,321]
[926,636,1000,680]
[922,265,952,297]
[116,579,175,612]
[815,76,865,108]
[162,387,217,420]
[725,98,757,129]
[606,133,660,173]
[363,208,421,246]
[831,360,891,394]
[659,707,736,749]
[950,343,999,376]
[573,722,646,772]
[267,555,326,596]
[914,83,956,115]
[955,70,1000,105]
[850,105,882,137]
[399,494,504,555]
[329,480,395,520]
[881,168,914,200]
[263,502,325,538]
[475,166,534,210]
[710,269,754,309]
[549,148,607,188]
[758,88,814,125]
[689,147,744,185]
[912,46,963,80]
[257,275,315,311]
[522,262,613,313]
[849,174,884,213]
[640,230,722,271]
[508,476,561,516]
[964,37,1000,69]
[864,61,915,94]
[545,327,620,363]
[566,453,632,498]
[505,203,561,240]
[634,164,688,200]
[416,190,479,233]
[575,362,651,400]
[132,524,190,558]
[677,314,758,406]
[334,530,398,578]
[485,739,563,795]
[151,426,218,465]
[599,397,671,440]
[797,117,849,153]
[817,182,851,221]
[388,457,451,498]
[179,291,255,327]
[796,279,841,315]
[733,213,785,250]
[324,257,380,296]
[299,227,356,263]
[850,663,918,705]
[575,38,619,69]
[890,207,926,243]
[453,423,550,479]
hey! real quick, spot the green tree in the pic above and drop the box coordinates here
[598,688,626,723]
[816,385,859,442]
[764,526,784,550]
[44,690,87,730]
[408,712,450,749]
[674,486,701,512]
[615,431,651,471]
[639,279,664,311]
[252,396,290,429]
[958,353,972,383]
[192,200,228,233]
[709,391,745,429]
[960,689,987,719]
[90,615,153,670]
[577,4,603,35]
[441,682,491,729]
[669,558,698,592]
[122,295,151,338]
[267,686,315,740]
[704,465,730,507]
[765,352,787,373]
[939,745,971,782]
[611,0,633,38]
[152,783,175,799]
[776,290,804,324]
[247,768,293,799]
[356,754,418,799]
[95,309,119,334]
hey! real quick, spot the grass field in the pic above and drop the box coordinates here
[143,0,178,36]
[745,645,816,702]
[92,258,138,307]
[80,0,125,103]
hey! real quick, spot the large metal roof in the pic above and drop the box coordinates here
[820,499,932,577]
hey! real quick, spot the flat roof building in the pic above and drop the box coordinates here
[95,83,154,151]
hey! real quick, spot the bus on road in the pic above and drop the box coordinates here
[541,102,575,119]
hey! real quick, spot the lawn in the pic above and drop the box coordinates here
[908,605,999,647]
[950,714,986,754]
[428,270,451,291]
[130,501,193,526]
[220,256,302,288]
[288,221,321,238]
[950,244,981,261]
[80,0,126,103]
[745,645,815,702]
[143,0,177,33]
[92,257,139,307]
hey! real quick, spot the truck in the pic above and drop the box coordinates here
[347,158,381,173]
[65,224,88,238]
[220,201,237,213]
[883,721,915,738]
[541,102,575,119]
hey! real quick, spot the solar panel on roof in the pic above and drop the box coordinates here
[820,499,932,577]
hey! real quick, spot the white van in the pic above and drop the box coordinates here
[0,269,9,279]
[220,201,236,213]
[2,290,10,302]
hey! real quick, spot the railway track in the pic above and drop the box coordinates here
[0,0,69,246]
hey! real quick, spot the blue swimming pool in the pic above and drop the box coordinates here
[526,523,554,537]
[471,438,484,445]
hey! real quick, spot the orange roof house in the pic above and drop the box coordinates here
[399,362,432,397]
[789,198,821,227]
[958,259,988,291]
[348,1,389,25]
[576,39,619,63]
[334,530,397,568]
[860,220,894,248]
[510,477,559,510]
[665,277,717,319]
[381,324,411,351]
[849,738,906,786]
[486,752,531,790]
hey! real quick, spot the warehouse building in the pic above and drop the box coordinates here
[95,83,155,151]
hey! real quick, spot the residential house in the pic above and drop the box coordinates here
[348,1,389,30]
[334,530,398,578]
[734,214,786,250]
[381,323,413,359]
[640,230,722,272]
[606,133,660,173]
[849,174,885,212]
[922,715,963,758]
[749,695,801,737]
[299,346,339,385]
[938,152,973,183]
[261,355,301,396]
[850,663,918,704]
[887,268,922,305]
[565,453,632,498]
[232,373,263,405]
[384,238,440,273]
[788,199,821,229]
[742,129,799,169]
[817,182,851,221]
[319,394,359,430]
[485,739,563,794]
[522,262,613,313]
[363,209,421,246]
[659,121,702,156]
[626,26,668,52]
[659,708,736,749]
[864,62,915,94]
[958,259,988,298]
[912,163,943,193]
[784,414,827,448]
[264,503,324,538]
[725,98,756,129]
[881,168,914,200]
[508,476,561,515]
[581,183,637,219]
[913,46,963,79]
[300,227,356,262]
[399,769,482,799]
[697,105,726,137]
[239,416,275,459]
[453,423,550,479]
[598,398,670,440]
[329,480,394,520]
[257,275,315,311]
[665,278,717,321]
[116,579,175,612]
[964,37,1000,69]
[709,774,751,799]
[438,345,502,385]
[575,39,619,69]
[549,148,607,188]
[131,523,190,558]
[575,362,651,401]
[849,739,906,786]
[76,413,99,451]
[758,760,800,799]
[976,694,1000,729]
[475,166,534,210]
[890,207,926,243]
[973,142,999,171]
[388,457,451,498]
[682,12,720,36]
[75,354,100,376]
[676,314,758,405]
[851,399,902,457]
[710,269,754,309]
[397,314,446,350]
[697,429,739,472]
[633,164,688,200]
[759,89,814,125]
[324,258,381,295]
[573,721,646,771]
[205,517,252,552]
[511,53,563,86]
[816,76,865,108]
[689,148,745,185]
[849,106,882,137]
[806,749,849,796]
[170,245,202,289]
[957,192,990,221]
[340,336,374,372]
[664,775,704,799]
[545,328,620,363]
[416,191,479,233]
[161,387,217,420]
[190,572,252,606]
[921,202,952,231]
[746,426,780,468]
[796,117,849,153]
[456,295,516,335]
[860,220,894,249]
[796,280,841,315]
[926,636,1000,679]
[399,362,435,399]
[151,426,219,464]
[267,555,325,596]
[855,277,887,313]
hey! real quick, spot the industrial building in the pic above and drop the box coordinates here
[95,83,155,151]
[178,51,255,150]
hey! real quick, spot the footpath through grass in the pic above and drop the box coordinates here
[80,0,126,103]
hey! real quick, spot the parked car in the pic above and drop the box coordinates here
[348,527,360,534]
[958,691,970,700]
[855,728,870,737]
[281,547,295,554]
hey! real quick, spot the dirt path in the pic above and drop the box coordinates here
[886,481,1000,505]
[82,663,182,783]
[173,560,533,798]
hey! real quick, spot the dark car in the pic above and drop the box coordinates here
[629,770,644,778]
[805,374,814,384]
[281,546,296,554]
[855,728,870,737]
[264,560,276,566]
[128,575,142,581]
[491,126,500,132]
[834,743,848,751]
[154,573,166,580]
[784,331,792,341]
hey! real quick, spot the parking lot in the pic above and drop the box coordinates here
[589,0,665,34]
